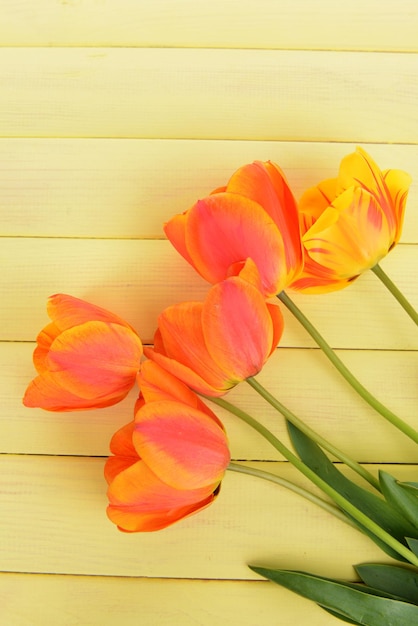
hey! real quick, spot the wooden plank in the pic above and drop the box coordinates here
[0,572,351,626]
[1,454,415,579]
[0,238,416,349]
[1,139,417,241]
[1,48,417,142]
[0,1,417,52]
[7,343,418,462]
[0,572,346,626]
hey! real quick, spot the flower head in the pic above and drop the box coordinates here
[290,147,412,293]
[144,274,284,396]
[165,160,303,297]
[23,294,143,411]
[105,361,230,532]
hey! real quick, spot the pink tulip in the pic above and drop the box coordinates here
[165,161,303,297]
[105,361,230,532]
[144,275,284,396]
[23,294,143,411]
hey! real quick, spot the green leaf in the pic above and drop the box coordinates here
[250,566,418,626]
[379,471,418,530]
[407,538,418,558]
[286,421,418,560]
[399,482,418,496]
[355,563,418,604]
[320,606,363,624]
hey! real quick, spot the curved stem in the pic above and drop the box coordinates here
[278,291,418,445]
[227,462,357,529]
[371,263,418,326]
[246,377,380,491]
[210,396,418,567]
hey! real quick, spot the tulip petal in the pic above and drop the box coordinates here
[33,322,60,371]
[142,348,229,397]
[47,293,136,333]
[228,257,265,292]
[383,168,412,243]
[289,262,353,294]
[186,193,287,296]
[227,161,302,274]
[303,187,392,278]
[202,278,282,381]
[104,421,139,485]
[137,361,225,428]
[133,401,230,490]
[23,370,134,410]
[138,360,203,406]
[266,302,285,357]
[337,147,398,235]
[22,372,123,411]
[109,421,137,457]
[107,459,217,532]
[163,212,195,268]
[149,303,230,391]
[45,321,142,399]
[298,178,337,232]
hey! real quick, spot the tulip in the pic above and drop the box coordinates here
[165,160,303,297]
[290,147,412,293]
[105,361,230,532]
[144,274,284,396]
[23,294,143,411]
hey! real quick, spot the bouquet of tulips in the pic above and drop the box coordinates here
[23,148,418,625]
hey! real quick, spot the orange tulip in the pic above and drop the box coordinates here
[290,147,412,293]
[165,160,303,297]
[144,275,284,396]
[23,294,143,411]
[105,361,230,532]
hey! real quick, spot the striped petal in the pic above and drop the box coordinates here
[298,178,337,233]
[303,187,391,278]
[337,147,389,204]
[383,168,412,243]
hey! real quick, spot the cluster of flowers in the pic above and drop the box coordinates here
[23,147,412,533]
[23,148,418,624]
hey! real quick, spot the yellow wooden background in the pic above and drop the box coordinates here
[1,2,417,624]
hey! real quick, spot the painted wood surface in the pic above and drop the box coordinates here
[1,2,417,625]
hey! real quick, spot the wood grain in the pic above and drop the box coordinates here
[1,1,417,51]
[7,343,417,462]
[1,139,417,240]
[0,573,344,626]
[1,238,416,349]
[1,455,415,580]
[1,48,417,142]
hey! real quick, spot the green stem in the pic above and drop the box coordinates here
[227,462,357,529]
[210,396,418,567]
[246,377,380,491]
[371,263,418,326]
[278,291,418,445]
